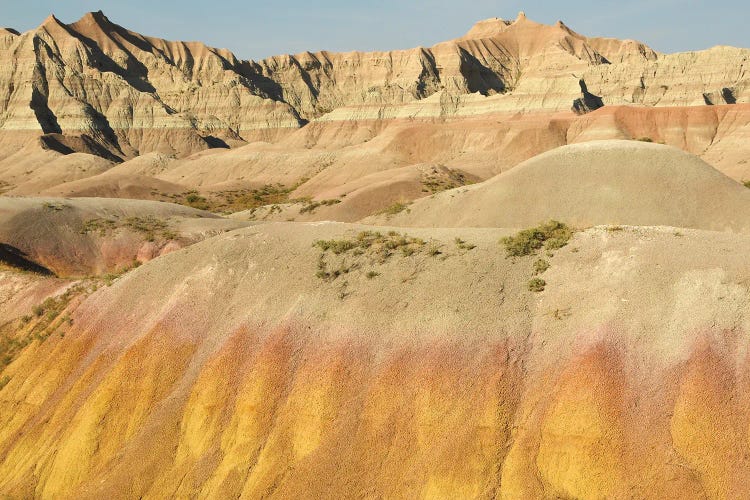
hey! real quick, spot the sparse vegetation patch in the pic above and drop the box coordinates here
[1,261,146,373]
[1,281,91,371]
[80,218,118,236]
[454,237,476,251]
[313,231,432,288]
[299,199,341,214]
[42,202,70,211]
[81,216,176,242]
[159,179,314,214]
[501,221,574,257]
[501,221,577,293]
[421,167,474,194]
[184,191,209,210]
[379,202,411,217]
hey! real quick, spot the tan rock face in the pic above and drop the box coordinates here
[0,10,747,164]
[0,11,303,159]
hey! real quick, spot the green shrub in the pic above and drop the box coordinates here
[2,282,97,371]
[528,278,546,292]
[533,259,550,275]
[501,221,574,257]
[185,191,210,210]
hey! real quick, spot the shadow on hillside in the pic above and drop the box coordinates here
[0,244,54,276]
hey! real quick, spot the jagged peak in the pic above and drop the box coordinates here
[462,12,568,40]
[462,17,514,39]
[0,27,20,36]
[70,10,119,37]
[77,10,110,25]
[39,14,65,29]
[555,20,583,39]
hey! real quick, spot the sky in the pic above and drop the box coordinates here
[2,0,748,60]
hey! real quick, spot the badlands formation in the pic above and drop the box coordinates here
[0,10,750,500]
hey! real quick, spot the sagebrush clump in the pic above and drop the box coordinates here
[528,278,546,292]
[500,221,574,257]
[533,259,550,275]
[501,221,576,293]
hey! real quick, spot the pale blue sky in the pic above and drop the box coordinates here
[1,0,747,60]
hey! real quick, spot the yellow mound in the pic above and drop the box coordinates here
[1,223,750,497]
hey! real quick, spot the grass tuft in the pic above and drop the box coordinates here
[454,237,476,251]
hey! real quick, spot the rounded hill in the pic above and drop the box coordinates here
[373,140,750,230]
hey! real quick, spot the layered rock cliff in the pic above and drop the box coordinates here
[0,11,747,161]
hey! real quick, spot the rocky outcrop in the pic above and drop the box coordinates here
[572,79,604,114]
